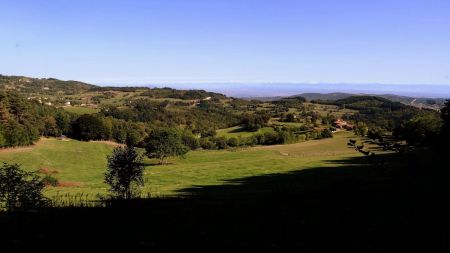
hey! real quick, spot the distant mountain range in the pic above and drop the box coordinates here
[159,83,450,99]
[246,92,445,110]
[1,74,447,110]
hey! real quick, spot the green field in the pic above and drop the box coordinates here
[0,131,369,198]
[63,106,100,114]
[216,126,274,138]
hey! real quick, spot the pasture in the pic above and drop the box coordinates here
[0,131,368,198]
[216,126,274,138]
[63,106,100,115]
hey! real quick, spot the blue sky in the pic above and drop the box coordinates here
[1,0,450,85]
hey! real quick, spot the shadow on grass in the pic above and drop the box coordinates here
[1,151,449,252]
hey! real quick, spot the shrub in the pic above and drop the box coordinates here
[0,163,49,212]
[41,175,59,187]
[227,137,239,147]
[182,132,200,150]
[214,137,228,149]
[199,138,216,149]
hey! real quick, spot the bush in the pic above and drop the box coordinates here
[0,163,49,212]
[320,129,333,138]
[200,138,216,149]
[41,175,59,187]
[182,132,200,150]
[227,137,239,147]
[214,137,228,149]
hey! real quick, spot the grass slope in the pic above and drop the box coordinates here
[62,106,100,115]
[216,126,274,138]
[0,131,366,198]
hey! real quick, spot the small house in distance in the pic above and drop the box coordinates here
[333,119,354,130]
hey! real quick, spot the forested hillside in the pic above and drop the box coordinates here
[0,75,94,95]
[0,75,444,153]
[0,91,75,147]
[318,96,439,132]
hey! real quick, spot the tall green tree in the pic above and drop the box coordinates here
[441,100,450,142]
[72,114,111,141]
[145,128,189,164]
[105,146,144,199]
[403,114,442,146]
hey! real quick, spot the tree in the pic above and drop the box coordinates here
[214,136,228,149]
[42,116,59,136]
[145,128,189,164]
[403,114,442,146]
[55,111,72,135]
[227,137,239,147]
[242,112,271,131]
[320,128,333,138]
[441,100,450,142]
[286,113,297,122]
[0,163,49,212]
[72,114,111,141]
[182,131,200,150]
[105,146,144,199]
[368,127,385,142]
[354,122,369,136]
[2,119,30,147]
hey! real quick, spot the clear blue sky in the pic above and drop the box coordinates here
[1,0,449,85]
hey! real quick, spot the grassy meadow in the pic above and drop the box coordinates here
[216,125,274,138]
[0,131,369,198]
[63,106,100,115]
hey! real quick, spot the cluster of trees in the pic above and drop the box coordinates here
[71,114,147,146]
[198,127,333,150]
[140,87,226,100]
[0,75,93,95]
[356,99,450,148]
[328,96,431,132]
[279,113,300,123]
[0,91,76,147]
[101,99,240,133]
[395,114,442,146]
[0,92,151,148]
[271,97,306,109]
[242,112,271,131]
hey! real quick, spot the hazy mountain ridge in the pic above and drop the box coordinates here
[295,93,445,110]
[0,74,446,110]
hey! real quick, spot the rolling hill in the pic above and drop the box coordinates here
[290,92,445,110]
[0,74,96,95]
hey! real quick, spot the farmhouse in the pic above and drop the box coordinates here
[333,119,354,130]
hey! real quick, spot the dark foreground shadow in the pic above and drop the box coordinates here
[1,150,449,252]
